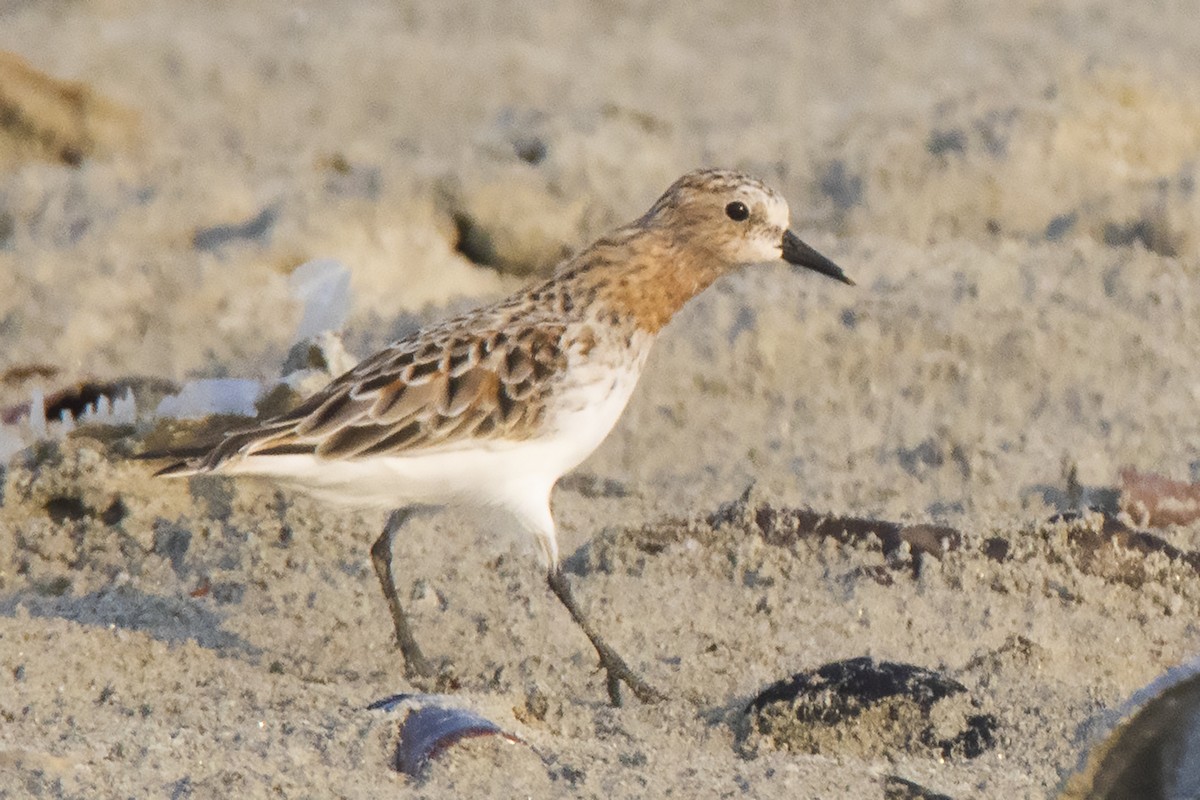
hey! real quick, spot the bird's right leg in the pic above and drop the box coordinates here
[371,508,435,678]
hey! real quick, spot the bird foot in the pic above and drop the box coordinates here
[598,648,667,707]
[401,648,459,692]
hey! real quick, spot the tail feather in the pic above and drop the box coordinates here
[154,460,199,478]
[137,420,312,477]
[132,444,215,477]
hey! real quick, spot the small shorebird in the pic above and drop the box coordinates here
[156,169,853,705]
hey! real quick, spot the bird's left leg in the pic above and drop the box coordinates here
[546,565,666,706]
[515,488,665,706]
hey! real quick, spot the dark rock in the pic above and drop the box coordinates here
[1102,217,1177,257]
[820,160,863,210]
[1045,212,1077,241]
[926,129,967,156]
[192,206,277,252]
[747,657,998,760]
[152,520,192,576]
[44,496,87,523]
[884,775,956,800]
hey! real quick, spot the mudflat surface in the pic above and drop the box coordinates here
[2,2,1200,797]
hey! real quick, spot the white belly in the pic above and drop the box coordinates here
[224,334,648,512]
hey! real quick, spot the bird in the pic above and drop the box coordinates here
[154,168,854,706]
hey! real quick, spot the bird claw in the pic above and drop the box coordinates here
[606,670,667,707]
[595,647,666,706]
[403,653,460,693]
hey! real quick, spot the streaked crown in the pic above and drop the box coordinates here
[640,169,792,267]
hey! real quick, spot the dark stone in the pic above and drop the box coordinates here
[749,657,966,719]
[152,521,192,576]
[43,381,126,422]
[820,160,864,210]
[192,206,278,252]
[748,657,998,761]
[513,136,548,165]
[926,128,967,156]
[898,439,945,475]
[1102,218,1177,257]
[884,775,956,800]
[452,211,497,267]
[982,537,1010,562]
[1045,212,1077,241]
[44,496,88,523]
[727,495,962,569]
[100,498,127,526]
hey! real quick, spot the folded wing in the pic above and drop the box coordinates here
[162,321,569,475]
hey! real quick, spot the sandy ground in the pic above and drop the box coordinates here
[2,1,1200,797]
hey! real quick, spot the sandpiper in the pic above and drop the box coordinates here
[156,168,853,705]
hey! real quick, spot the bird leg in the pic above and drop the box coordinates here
[371,509,435,678]
[547,567,665,706]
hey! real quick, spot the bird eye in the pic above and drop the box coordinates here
[725,201,750,221]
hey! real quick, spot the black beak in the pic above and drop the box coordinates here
[781,230,854,285]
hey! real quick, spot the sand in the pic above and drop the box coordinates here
[2,1,1200,797]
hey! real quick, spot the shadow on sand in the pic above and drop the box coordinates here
[0,585,261,656]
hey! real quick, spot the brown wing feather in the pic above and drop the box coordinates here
[318,336,514,458]
[173,296,573,472]
[372,378,443,424]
